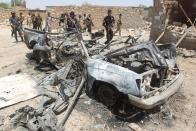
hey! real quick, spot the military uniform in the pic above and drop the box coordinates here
[58,14,66,33]
[31,14,36,29]
[9,15,23,42]
[27,14,32,28]
[35,15,43,30]
[82,14,87,32]
[114,17,122,36]
[67,18,79,31]
[103,15,115,44]
[59,14,65,26]
[67,12,79,32]
[19,14,24,29]
[86,16,94,33]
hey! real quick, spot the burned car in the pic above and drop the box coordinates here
[23,28,104,70]
[86,42,183,109]
[23,27,183,110]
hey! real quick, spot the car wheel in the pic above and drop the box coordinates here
[97,84,119,107]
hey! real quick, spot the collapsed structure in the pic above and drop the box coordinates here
[150,0,196,50]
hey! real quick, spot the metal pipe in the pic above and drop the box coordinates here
[58,76,85,127]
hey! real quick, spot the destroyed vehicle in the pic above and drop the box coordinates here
[86,42,183,109]
[23,28,103,66]
[23,28,82,70]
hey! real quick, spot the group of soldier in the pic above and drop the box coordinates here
[26,12,43,30]
[55,11,94,33]
[9,9,122,44]
[9,11,42,42]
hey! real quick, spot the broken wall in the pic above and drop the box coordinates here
[150,0,196,50]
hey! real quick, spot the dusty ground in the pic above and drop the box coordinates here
[0,27,196,131]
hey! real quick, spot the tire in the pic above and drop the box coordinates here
[97,83,119,107]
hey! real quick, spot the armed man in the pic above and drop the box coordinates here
[67,11,79,32]
[103,9,115,44]
[35,13,43,31]
[9,11,24,42]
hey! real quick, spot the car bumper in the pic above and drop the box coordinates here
[128,73,183,110]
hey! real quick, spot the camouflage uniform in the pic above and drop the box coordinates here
[19,13,24,29]
[35,14,43,30]
[103,10,115,44]
[67,12,79,32]
[31,14,36,29]
[114,14,122,36]
[9,13,23,42]
[86,15,94,33]
[83,14,87,32]
[78,15,83,32]
[59,13,65,26]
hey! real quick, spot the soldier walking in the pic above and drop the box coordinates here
[9,11,24,42]
[103,9,115,44]
[114,14,122,36]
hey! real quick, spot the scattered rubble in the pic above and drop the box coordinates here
[10,106,61,131]
[177,48,196,58]
[128,123,142,131]
[6,58,86,130]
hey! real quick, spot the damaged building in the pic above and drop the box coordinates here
[150,0,196,50]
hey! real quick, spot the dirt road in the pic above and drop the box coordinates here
[0,27,196,131]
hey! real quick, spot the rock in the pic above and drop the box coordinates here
[94,124,105,130]
[177,48,196,58]
[96,114,102,119]
[16,69,22,74]
[128,123,142,131]
[83,99,92,105]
